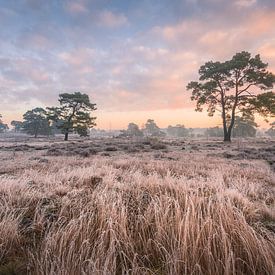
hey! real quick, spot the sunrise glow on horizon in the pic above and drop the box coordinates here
[1,0,274,129]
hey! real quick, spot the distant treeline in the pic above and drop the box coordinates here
[2,113,274,139]
[119,118,275,138]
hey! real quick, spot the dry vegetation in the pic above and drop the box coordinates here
[0,137,274,274]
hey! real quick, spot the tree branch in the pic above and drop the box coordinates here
[238,82,258,95]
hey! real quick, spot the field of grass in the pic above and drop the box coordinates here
[0,137,274,274]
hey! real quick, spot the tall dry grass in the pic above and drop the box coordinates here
[0,151,274,274]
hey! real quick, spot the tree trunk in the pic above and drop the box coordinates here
[222,124,229,141]
[224,130,231,142]
[226,125,234,142]
[64,132,69,141]
[221,101,229,142]
[226,99,238,143]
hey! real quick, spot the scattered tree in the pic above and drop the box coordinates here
[143,119,165,137]
[47,92,96,141]
[122,123,143,137]
[11,120,24,132]
[167,124,189,137]
[187,51,275,142]
[23,108,51,138]
[232,115,257,138]
[0,115,9,133]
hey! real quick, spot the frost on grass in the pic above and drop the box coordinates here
[0,147,274,275]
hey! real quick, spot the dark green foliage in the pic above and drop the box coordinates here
[0,123,9,133]
[233,115,257,138]
[167,124,189,137]
[242,91,275,118]
[23,108,51,137]
[187,51,275,141]
[47,92,96,141]
[49,120,63,135]
[11,120,24,132]
[0,114,9,133]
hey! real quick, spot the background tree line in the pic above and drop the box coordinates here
[120,120,191,138]
[1,108,274,139]
[119,116,275,138]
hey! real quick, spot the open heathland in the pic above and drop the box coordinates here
[0,137,274,274]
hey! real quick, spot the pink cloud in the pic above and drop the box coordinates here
[97,11,128,28]
[65,1,88,14]
[258,41,275,59]
[245,11,275,36]
[234,0,257,8]
[59,48,95,67]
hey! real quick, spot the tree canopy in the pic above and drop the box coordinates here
[187,51,275,141]
[232,115,257,138]
[47,92,96,141]
[23,108,51,137]
[167,124,189,137]
[11,120,24,132]
[123,123,143,137]
[0,114,9,133]
[143,119,164,137]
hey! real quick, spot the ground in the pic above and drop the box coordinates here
[0,136,274,274]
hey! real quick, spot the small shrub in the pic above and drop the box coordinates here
[127,147,139,153]
[79,150,90,158]
[151,143,167,150]
[46,148,62,156]
[105,147,118,151]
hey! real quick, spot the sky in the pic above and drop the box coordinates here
[0,0,275,129]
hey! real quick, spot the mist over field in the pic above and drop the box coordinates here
[0,0,275,274]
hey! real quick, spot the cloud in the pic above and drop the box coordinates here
[0,0,275,127]
[235,0,257,8]
[259,41,275,59]
[18,33,55,51]
[65,0,88,14]
[97,10,128,28]
[58,48,95,67]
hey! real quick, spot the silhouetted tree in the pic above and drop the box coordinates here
[124,123,143,137]
[23,108,51,138]
[0,115,9,133]
[47,92,96,141]
[167,124,189,137]
[11,120,24,132]
[232,115,257,138]
[143,119,165,137]
[187,51,275,142]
